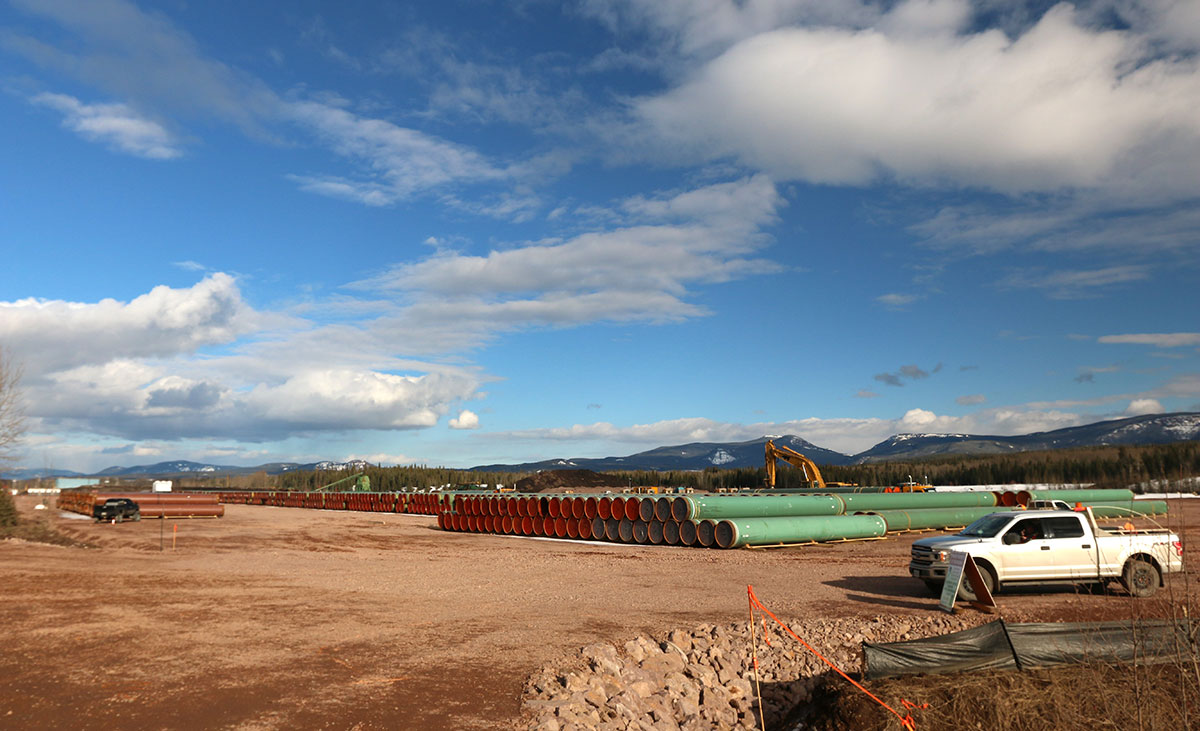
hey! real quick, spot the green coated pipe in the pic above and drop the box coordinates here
[836,491,997,512]
[671,494,845,522]
[714,514,887,549]
[1085,501,1168,518]
[863,506,1018,532]
[1029,488,1135,503]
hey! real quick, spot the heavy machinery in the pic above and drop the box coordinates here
[764,440,826,489]
[314,472,371,492]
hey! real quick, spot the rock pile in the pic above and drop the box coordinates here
[522,613,983,730]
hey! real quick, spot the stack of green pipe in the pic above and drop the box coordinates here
[860,506,1018,532]
[672,494,845,521]
[1030,488,1134,503]
[714,514,887,549]
[835,491,996,512]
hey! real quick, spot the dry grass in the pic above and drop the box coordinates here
[805,659,1199,730]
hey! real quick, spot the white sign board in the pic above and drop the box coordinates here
[152,480,173,493]
[939,550,968,612]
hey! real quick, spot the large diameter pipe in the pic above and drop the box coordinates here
[679,520,698,547]
[863,506,1017,532]
[1086,501,1168,518]
[1030,488,1136,504]
[715,514,886,549]
[837,492,996,512]
[672,494,845,522]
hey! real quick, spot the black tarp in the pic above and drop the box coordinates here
[863,619,1195,680]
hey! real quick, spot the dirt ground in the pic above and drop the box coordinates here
[3,495,1198,730]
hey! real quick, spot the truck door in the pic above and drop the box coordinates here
[1041,516,1097,580]
[998,518,1052,580]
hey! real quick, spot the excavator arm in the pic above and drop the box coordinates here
[764,440,825,489]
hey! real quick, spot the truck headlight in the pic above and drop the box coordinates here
[936,550,949,562]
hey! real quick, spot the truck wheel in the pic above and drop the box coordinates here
[1122,560,1160,598]
[957,565,996,602]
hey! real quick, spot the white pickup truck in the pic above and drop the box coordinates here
[909,508,1183,599]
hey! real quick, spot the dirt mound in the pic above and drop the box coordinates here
[514,469,631,493]
[804,661,1195,730]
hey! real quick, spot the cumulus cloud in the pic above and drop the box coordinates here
[449,410,480,430]
[634,4,1200,198]
[31,92,181,159]
[1126,398,1164,416]
[0,273,259,373]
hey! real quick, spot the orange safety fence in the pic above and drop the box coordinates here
[746,585,926,730]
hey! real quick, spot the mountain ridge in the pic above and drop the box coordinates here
[6,413,1197,479]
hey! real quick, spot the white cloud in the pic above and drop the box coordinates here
[354,176,783,333]
[1126,398,1164,416]
[877,293,918,307]
[956,394,986,406]
[0,273,260,373]
[1099,333,1200,347]
[284,100,507,206]
[634,5,1200,196]
[31,92,181,159]
[449,410,480,430]
[488,406,1096,455]
[1000,266,1151,299]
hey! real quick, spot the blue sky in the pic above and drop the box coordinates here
[2,0,1198,473]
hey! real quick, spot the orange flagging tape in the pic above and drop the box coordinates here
[747,585,924,730]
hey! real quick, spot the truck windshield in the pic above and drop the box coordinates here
[959,514,1013,538]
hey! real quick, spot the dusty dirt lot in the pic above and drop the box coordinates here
[3,495,1198,730]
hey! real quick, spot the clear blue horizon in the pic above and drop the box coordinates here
[2,0,1198,473]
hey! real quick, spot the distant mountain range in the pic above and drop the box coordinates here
[6,412,1198,480]
[469,412,1200,471]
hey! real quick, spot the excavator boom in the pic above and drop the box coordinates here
[764,440,826,489]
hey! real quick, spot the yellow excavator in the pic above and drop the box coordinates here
[764,440,827,489]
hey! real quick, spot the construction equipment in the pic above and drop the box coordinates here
[764,440,826,489]
[314,472,370,492]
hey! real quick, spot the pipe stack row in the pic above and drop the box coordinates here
[56,492,225,518]
[217,491,442,514]
[437,488,1169,548]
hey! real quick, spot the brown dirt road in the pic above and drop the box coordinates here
[3,496,1198,729]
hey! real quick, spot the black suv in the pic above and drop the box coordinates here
[93,498,141,523]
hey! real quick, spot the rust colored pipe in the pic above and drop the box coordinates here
[554,517,569,538]
[584,497,599,519]
[571,497,586,519]
[623,498,641,521]
[548,497,562,518]
[566,519,580,539]
[598,496,612,520]
[609,496,625,520]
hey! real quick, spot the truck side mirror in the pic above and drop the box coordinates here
[1003,532,1020,545]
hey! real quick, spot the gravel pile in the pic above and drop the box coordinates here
[522,613,982,730]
